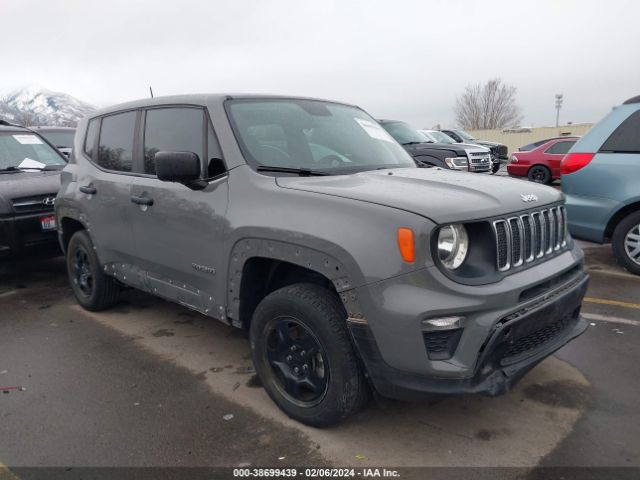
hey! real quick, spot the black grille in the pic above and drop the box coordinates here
[509,218,522,266]
[12,194,56,214]
[542,210,552,253]
[492,206,567,271]
[495,221,509,270]
[522,215,533,260]
[503,315,574,361]
[532,212,543,257]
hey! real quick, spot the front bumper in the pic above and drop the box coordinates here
[348,249,589,400]
[0,212,60,259]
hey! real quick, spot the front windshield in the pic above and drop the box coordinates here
[457,130,477,141]
[0,133,66,170]
[38,131,75,148]
[427,130,456,144]
[227,100,416,173]
[381,121,430,145]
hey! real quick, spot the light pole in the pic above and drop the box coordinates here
[555,94,563,127]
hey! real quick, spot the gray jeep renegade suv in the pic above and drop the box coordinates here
[56,95,588,426]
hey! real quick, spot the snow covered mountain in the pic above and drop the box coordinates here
[0,86,96,127]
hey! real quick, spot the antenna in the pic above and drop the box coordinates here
[149,86,154,98]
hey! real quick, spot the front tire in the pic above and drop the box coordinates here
[612,211,640,275]
[66,230,120,311]
[527,165,552,184]
[250,283,369,427]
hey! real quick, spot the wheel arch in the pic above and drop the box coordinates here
[227,238,365,329]
[604,200,640,240]
[56,204,91,253]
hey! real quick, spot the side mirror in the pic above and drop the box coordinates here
[155,151,201,184]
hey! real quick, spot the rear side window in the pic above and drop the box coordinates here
[84,119,99,158]
[143,108,204,175]
[520,139,551,151]
[600,110,640,153]
[97,112,136,172]
[545,141,575,155]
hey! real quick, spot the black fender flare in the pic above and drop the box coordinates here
[226,238,365,328]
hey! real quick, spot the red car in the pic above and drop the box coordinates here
[507,137,579,184]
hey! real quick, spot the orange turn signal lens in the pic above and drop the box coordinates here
[397,228,415,263]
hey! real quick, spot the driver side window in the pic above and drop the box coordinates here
[143,108,204,176]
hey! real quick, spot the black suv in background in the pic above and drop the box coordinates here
[0,120,67,259]
[32,126,76,157]
[441,129,509,160]
[379,120,492,172]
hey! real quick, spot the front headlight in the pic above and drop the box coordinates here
[444,157,468,170]
[437,224,469,269]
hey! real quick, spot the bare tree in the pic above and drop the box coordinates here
[14,110,38,127]
[454,78,523,130]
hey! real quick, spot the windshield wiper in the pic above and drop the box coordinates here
[0,165,62,173]
[256,165,328,176]
[401,141,424,146]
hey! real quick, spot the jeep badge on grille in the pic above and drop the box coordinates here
[520,194,539,203]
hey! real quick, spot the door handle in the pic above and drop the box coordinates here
[79,184,97,195]
[130,195,154,207]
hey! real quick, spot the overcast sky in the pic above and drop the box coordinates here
[2,0,638,128]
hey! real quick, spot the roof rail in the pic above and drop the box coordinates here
[623,95,640,105]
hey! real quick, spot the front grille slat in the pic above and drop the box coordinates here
[509,217,524,267]
[493,220,511,271]
[521,214,534,262]
[560,206,568,247]
[493,205,567,272]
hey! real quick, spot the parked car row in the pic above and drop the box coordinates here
[378,120,493,172]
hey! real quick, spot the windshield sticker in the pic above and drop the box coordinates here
[354,118,395,143]
[18,158,47,169]
[13,134,43,145]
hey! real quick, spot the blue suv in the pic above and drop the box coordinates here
[561,95,640,275]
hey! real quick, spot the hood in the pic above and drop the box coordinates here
[406,142,467,157]
[276,168,562,224]
[458,142,490,152]
[0,170,61,211]
[473,139,504,148]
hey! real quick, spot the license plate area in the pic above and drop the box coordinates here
[40,215,57,231]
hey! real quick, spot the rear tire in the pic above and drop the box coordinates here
[66,230,120,311]
[612,211,640,276]
[527,165,552,184]
[250,283,369,427]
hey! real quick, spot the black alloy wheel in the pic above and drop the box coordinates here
[265,316,329,406]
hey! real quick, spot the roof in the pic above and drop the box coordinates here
[623,95,640,105]
[92,93,358,118]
